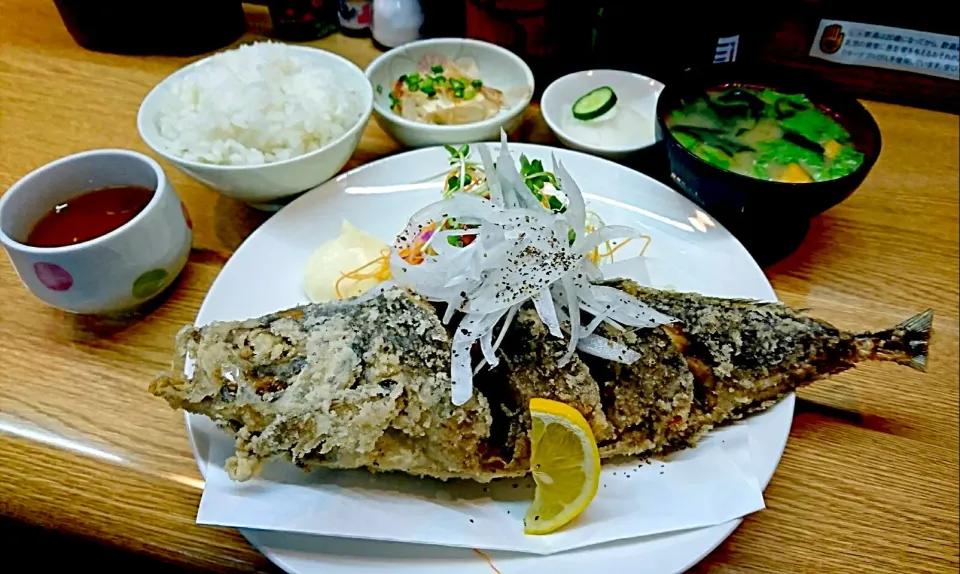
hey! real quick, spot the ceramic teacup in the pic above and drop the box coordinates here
[0,149,193,314]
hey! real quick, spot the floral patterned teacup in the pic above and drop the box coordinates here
[0,149,192,314]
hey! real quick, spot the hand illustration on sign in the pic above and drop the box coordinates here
[820,24,845,54]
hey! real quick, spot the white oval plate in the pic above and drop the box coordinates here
[186,144,792,574]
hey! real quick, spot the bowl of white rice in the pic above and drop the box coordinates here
[137,42,372,208]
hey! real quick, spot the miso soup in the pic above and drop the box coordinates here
[666,86,864,183]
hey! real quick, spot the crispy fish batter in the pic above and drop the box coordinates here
[150,281,932,482]
[151,288,507,481]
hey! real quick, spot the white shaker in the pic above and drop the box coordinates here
[372,0,423,49]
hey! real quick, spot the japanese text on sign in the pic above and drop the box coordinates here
[810,19,959,81]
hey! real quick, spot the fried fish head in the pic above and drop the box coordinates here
[151,289,502,482]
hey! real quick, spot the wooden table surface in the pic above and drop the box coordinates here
[1,2,958,572]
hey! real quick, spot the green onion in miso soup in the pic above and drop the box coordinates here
[666,86,864,183]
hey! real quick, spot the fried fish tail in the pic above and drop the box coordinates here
[855,308,933,371]
[588,280,936,459]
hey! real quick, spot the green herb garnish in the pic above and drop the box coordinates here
[471,79,483,88]
[404,73,420,90]
[462,88,477,100]
[431,64,444,74]
[376,84,383,94]
[518,154,562,207]
[388,92,399,110]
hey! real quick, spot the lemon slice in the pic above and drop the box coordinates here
[524,398,601,535]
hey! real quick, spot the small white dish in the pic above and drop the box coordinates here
[541,70,665,160]
[137,45,373,209]
[0,149,192,315]
[365,38,534,148]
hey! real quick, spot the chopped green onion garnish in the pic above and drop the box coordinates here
[471,79,483,88]
[419,77,436,96]
[431,64,444,74]
[463,88,477,100]
[376,84,383,94]
[450,78,465,90]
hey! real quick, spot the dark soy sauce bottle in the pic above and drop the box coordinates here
[589,1,759,85]
[53,0,247,56]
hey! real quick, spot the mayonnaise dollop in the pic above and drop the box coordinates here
[303,220,389,303]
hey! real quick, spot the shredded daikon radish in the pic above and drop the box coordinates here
[576,333,642,364]
[390,132,674,405]
[533,288,563,338]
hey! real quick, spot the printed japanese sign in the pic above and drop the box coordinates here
[810,19,959,80]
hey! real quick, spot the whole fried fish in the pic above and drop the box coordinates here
[149,281,931,482]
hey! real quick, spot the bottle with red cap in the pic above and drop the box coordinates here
[338,0,373,37]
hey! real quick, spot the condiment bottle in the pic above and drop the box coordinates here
[465,0,591,98]
[419,0,466,39]
[372,0,424,49]
[269,0,339,41]
[338,0,373,37]
[589,2,752,85]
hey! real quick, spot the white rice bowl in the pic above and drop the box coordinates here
[154,42,364,166]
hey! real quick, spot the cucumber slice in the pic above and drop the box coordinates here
[572,86,618,120]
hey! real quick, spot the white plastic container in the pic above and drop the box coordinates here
[371,0,423,49]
